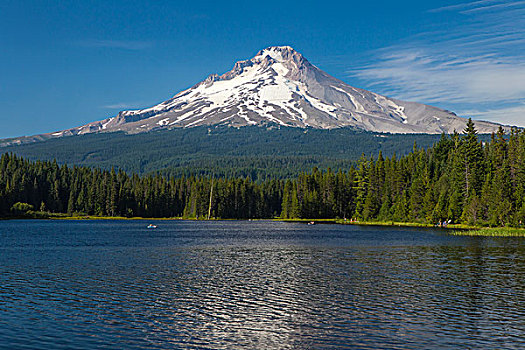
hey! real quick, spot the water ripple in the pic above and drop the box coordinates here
[0,220,523,349]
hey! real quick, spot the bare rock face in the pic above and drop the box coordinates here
[2,46,507,146]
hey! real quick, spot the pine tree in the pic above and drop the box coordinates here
[461,118,484,199]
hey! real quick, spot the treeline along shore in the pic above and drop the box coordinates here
[1,120,525,229]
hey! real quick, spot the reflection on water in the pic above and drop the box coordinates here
[0,220,523,349]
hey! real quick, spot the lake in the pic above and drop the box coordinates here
[0,220,523,349]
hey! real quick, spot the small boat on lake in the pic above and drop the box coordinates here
[147,224,157,229]
[308,221,315,225]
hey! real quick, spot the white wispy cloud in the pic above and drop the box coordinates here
[78,39,153,50]
[461,0,525,13]
[103,103,138,109]
[428,0,501,13]
[461,104,525,126]
[351,0,525,126]
[353,52,525,104]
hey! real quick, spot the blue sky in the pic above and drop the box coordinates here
[1,0,523,138]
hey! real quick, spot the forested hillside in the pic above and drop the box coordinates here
[1,120,523,226]
[1,126,452,179]
[281,121,525,226]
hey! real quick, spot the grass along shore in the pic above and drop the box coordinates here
[1,211,183,221]
[3,212,525,237]
[282,218,525,237]
[339,219,525,236]
[450,227,525,237]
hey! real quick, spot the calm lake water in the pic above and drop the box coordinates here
[0,220,523,349]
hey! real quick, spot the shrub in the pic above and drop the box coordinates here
[11,202,34,214]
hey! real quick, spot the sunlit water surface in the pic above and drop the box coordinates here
[0,220,523,349]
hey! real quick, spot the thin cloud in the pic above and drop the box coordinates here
[103,103,138,109]
[350,0,525,126]
[78,39,154,50]
[460,104,525,127]
[428,0,502,13]
[353,53,525,103]
[461,0,525,13]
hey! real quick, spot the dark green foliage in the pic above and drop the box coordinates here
[1,126,452,180]
[279,124,524,226]
[0,153,283,219]
[11,202,34,214]
[0,122,522,227]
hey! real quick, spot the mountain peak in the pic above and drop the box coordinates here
[254,46,307,65]
[202,46,307,84]
[4,46,505,145]
[257,45,297,55]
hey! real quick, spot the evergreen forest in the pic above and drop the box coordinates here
[1,120,524,227]
[0,125,455,179]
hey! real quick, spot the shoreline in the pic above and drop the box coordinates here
[3,213,525,237]
[334,220,525,237]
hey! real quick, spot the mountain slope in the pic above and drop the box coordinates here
[0,126,464,179]
[3,46,504,146]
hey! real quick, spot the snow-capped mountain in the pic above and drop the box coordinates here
[4,46,505,146]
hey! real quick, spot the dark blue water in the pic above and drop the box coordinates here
[0,220,523,349]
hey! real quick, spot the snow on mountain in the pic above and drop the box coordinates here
[3,46,506,146]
